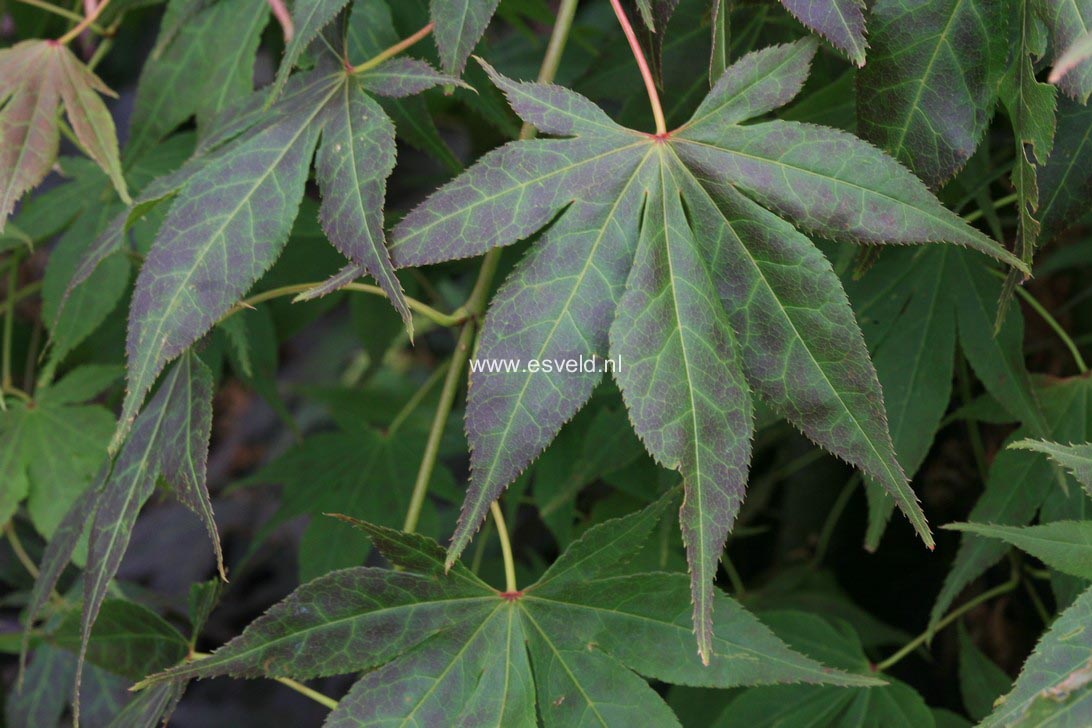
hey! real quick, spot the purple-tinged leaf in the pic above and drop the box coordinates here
[1041,0,1092,103]
[447,151,652,566]
[315,81,410,329]
[777,0,867,66]
[679,172,930,548]
[269,0,351,104]
[683,39,817,133]
[430,0,501,74]
[610,161,753,664]
[673,121,1028,272]
[119,73,336,447]
[360,57,464,98]
[75,353,216,722]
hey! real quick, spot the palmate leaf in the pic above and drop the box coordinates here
[135,502,880,725]
[1012,439,1092,497]
[981,584,1092,726]
[858,0,1009,188]
[117,47,458,447]
[776,0,867,66]
[21,354,216,723]
[390,41,1024,659]
[0,40,128,231]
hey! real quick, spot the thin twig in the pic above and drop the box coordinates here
[57,0,111,44]
[352,23,434,74]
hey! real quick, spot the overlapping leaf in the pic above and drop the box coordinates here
[930,375,1092,633]
[0,40,128,231]
[22,353,216,723]
[389,40,1025,659]
[1040,0,1092,103]
[1013,439,1092,497]
[117,45,457,446]
[777,0,867,65]
[431,0,502,74]
[134,501,880,725]
[958,625,1011,722]
[0,365,115,537]
[858,0,1008,187]
[981,584,1092,726]
[945,521,1092,581]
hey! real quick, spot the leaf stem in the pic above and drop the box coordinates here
[57,0,111,44]
[962,192,1018,224]
[5,521,40,580]
[351,23,434,74]
[226,282,467,328]
[988,269,1089,373]
[875,569,1018,672]
[387,360,451,436]
[188,652,338,710]
[491,502,518,593]
[608,0,667,135]
[16,0,107,33]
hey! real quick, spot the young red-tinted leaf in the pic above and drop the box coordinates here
[53,50,129,205]
[944,521,1092,581]
[682,39,817,133]
[777,0,867,66]
[930,376,1092,633]
[75,353,216,721]
[610,164,754,664]
[0,42,63,229]
[269,0,350,104]
[1012,439,1092,497]
[858,0,1009,187]
[120,73,336,446]
[981,584,1092,726]
[315,81,411,329]
[1041,0,1092,103]
[430,0,501,74]
[673,122,1027,272]
[127,0,268,157]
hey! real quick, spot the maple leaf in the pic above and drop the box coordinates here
[21,353,217,725]
[114,41,461,448]
[388,40,1026,661]
[1012,439,1092,497]
[0,40,129,231]
[431,0,502,74]
[134,499,881,725]
[777,0,867,66]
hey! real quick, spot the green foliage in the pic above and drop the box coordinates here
[1,0,1091,724]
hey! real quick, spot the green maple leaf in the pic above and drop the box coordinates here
[958,625,1011,722]
[1040,0,1092,104]
[980,584,1092,726]
[21,353,216,725]
[389,40,1025,660]
[944,520,1092,581]
[711,612,932,727]
[858,0,1009,187]
[115,40,461,447]
[1012,439,1092,497]
[0,365,116,538]
[0,39,129,231]
[929,375,1092,634]
[134,499,880,725]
